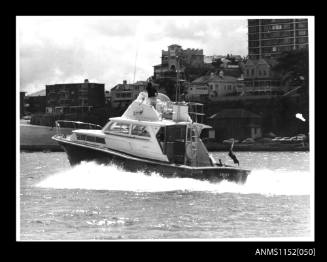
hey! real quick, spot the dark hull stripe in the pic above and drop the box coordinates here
[55,137,250,183]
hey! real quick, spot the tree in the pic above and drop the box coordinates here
[155,78,177,100]
[184,64,214,82]
[272,48,309,135]
[272,48,309,93]
[212,58,223,69]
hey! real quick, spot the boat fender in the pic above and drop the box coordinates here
[209,154,216,165]
[186,143,196,160]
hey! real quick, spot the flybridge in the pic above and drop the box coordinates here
[121,91,205,124]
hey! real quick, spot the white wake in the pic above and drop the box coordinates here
[36,161,313,196]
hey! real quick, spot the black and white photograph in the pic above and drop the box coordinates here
[17,16,314,242]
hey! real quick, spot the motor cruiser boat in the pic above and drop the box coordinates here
[52,92,251,183]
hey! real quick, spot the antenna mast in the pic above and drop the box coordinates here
[133,49,138,83]
[176,56,180,102]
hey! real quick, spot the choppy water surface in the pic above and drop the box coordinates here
[19,151,312,240]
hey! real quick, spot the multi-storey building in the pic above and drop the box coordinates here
[248,19,308,59]
[243,58,283,95]
[153,44,204,80]
[45,79,105,113]
[110,80,159,108]
[20,92,26,117]
[24,89,47,114]
[105,90,111,105]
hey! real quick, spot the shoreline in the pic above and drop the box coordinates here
[205,142,309,152]
[20,121,309,152]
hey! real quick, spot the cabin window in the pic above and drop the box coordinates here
[77,134,105,143]
[76,134,105,144]
[166,125,186,142]
[77,135,86,140]
[86,136,96,142]
[76,134,85,140]
[95,137,105,144]
[105,122,130,135]
[131,125,150,137]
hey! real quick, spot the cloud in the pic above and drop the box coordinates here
[163,20,211,40]
[89,19,138,37]
[18,16,248,94]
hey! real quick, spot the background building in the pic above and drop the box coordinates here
[186,75,210,102]
[45,79,105,113]
[20,92,26,117]
[110,80,158,108]
[154,44,204,80]
[105,90,111,105]
[187,72,244,101]
[208,72,244,100]
[248,19,308,59]
[24,89,46,114]
[208,109,262,142]
[243,58,283,95]
[204,55,224,64]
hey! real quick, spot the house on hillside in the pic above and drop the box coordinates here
[207,72,244,100]
[186,71,245,101]
[153,44,205,81]
[243,58,283,95]
[186,75,211,101]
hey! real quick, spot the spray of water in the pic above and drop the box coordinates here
[36,161,312,196]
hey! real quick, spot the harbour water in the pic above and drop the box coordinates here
[19,151,313,240]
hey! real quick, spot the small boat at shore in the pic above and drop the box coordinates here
[52,92,251,183]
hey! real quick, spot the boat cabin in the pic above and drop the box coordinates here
[69,92,213,167]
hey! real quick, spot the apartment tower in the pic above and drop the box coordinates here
[248,19,308,59]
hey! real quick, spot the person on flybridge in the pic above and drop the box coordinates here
[146,78,158,108]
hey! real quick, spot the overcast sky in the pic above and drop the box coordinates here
[18,16,248,94]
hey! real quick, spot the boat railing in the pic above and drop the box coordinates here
[187,102,205,124]
[157,101,205,123]
[134,92,205,123]
[136,92,174,119]
[55,120,102,137]
[157,101,174,119]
